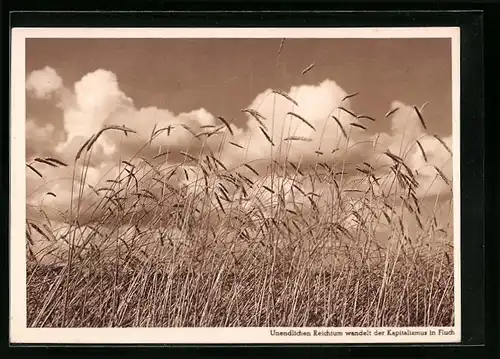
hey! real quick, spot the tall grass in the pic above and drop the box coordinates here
[24,62,453,328]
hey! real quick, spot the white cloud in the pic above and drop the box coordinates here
[24,65,456,269]
[26,118,58,159]
[409,134,452,198]
[74,69,131,114]
[219,79,367,171]
[26,68,453,232]
[26,66,63,100]
[54,69,133,156]
[26,118,55,138]
[107,106,220,157]
[50,69,229,165]
[48,72,369,178]
[388,100,426,138]
[364,101,453,198]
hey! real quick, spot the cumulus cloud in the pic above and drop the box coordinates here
[221,80,366,170]
[54,69,133,156]
[28,69,368,175]
[105,106,223,161]
[25,118,59,159]
[408,134,452,198]
[25,67,454,234]
[367,100,453,198]
[25,67,224,165]
[26,160,104,216]
[26,66,63,99]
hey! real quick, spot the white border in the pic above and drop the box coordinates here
[10,27,461,344]
[12,27,458,38]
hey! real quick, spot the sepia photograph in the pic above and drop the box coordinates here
[10,27,461,344]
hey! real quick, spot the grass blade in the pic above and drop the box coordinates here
[272,90,298,106]
[301,63,315,75]
[26,164,43,178]
[217,116,234,136]
[287,112,315,131]
[413,106,427,130]
[332,115,348,140]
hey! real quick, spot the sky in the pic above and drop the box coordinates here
[24,37,454,248]
[26,38,452,136]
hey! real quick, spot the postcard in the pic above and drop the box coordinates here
[10,26,460,344]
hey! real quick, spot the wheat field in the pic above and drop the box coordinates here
[25,111,454,328]
[24,39,454,328]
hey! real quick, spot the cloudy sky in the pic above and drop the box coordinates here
[26,38,452,135]
[25,37,454,233]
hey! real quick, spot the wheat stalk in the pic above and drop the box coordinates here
[229,141,244,149]
[350,123,367,130]
[301,63,315,75]
[26,164,43,178]
[283,136,312,142]
[434,166,451,185]
[332,115,348,140]
[413,106,427,129]
[339,106,357,118]
[34,158,58,167]
[357,115,376,122]
[259,127,275,146]
[385,107,399,118]
[277,38,285,56]
[433,134,452,155]
[272,90,298,106]
[416,140,428,162]
[216,116,234,136]
[287,112,316,131]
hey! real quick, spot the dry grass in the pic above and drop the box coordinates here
[24,64,454,328]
